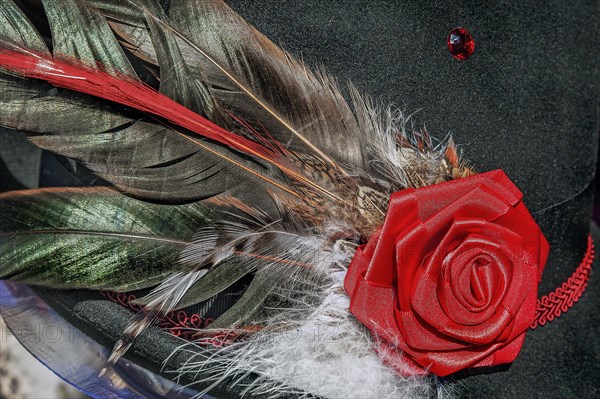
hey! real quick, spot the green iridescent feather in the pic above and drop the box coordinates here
[0,187,211,291]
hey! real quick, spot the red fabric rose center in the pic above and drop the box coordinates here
[467,255,505,310]
[470,257,496,301]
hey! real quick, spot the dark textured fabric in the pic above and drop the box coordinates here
[0,129,40,189]
[220,3,600,395]
[224,0,599,206]
[221,2,599,397]
[2,0,599,397]
[225,0,600,289]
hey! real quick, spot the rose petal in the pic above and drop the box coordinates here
[374,340,430,376]
[394,224,431,310]
[347,270,400,345]
[421,219,490,281]
[395,307,469,351]
[396,187,514,311]
[416,185,514,256]
[496,201,548,268]
[344,244,372,297]
[502,275,539,338]
[441,236,515,321]
[412,268,515,345]
[406,329,527,377]
[444,241,510,322]
[470,332,527,369]
[412,170,522,222]
[361,189,419,287]
[404,340,509,377]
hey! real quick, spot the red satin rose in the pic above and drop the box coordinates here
[344,170,549,377]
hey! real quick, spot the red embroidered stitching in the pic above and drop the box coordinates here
[99,291,237,345]
[530,234,595,329]
[101,235,594,341]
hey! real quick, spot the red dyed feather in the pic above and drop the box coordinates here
[0,47,278,162]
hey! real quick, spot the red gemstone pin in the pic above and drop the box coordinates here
[447,27,474,60]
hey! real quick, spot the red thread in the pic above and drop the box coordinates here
[530,234,595,329]
[99,291,215,342]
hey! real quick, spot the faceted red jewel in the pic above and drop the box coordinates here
[447,27,475,60]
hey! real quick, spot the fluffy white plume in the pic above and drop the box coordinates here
[168,240,449,398]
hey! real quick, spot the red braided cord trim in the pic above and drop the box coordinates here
[101,236,594,338]
[530,234,595,329]
[99,291,237,346]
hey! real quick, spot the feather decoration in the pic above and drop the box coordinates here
[0,0,471,397]
[102,0,367,171]
[0,186,212,291]
[0,0,285,205]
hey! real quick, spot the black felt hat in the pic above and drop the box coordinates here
[1,1,599,398]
